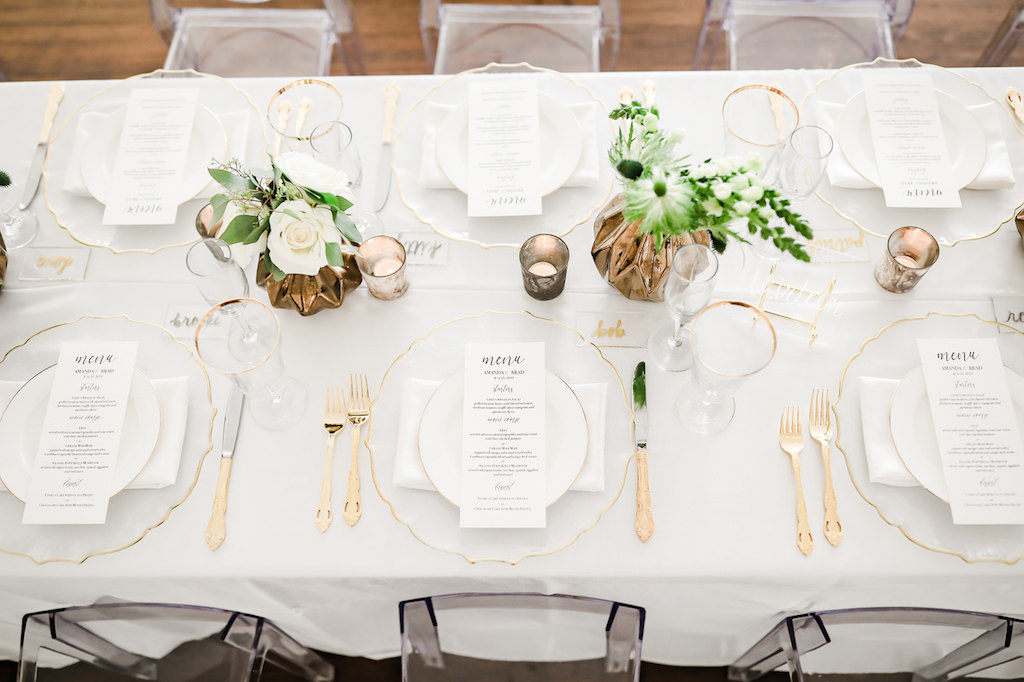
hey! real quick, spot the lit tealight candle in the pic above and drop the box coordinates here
[528,261,558,277]
[893,253,920,268]
[372,258,403,277]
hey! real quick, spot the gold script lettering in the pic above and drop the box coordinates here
[593,319,627,339]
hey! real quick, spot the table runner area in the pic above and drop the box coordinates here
[2,69,1024,664]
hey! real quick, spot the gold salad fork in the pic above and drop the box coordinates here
[809,388,842,546]
[315,387,347,533]
[780,406,814,556]
[343,374,370,526]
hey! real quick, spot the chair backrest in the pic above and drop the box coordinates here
[419,0,621,72]
[729,607,1024,682]
[19,602,334,682]
[400,593,644,682]
[977,0,1024,66]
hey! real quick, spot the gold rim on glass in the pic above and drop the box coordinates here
[722,84,799,147]
[266,78,344,143]
[691,301,777,379]
[194,298,281,376]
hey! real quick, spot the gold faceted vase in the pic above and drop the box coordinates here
[592,193,711,302]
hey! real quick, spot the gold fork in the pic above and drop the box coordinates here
[810,388,842,546]
[780,406,813,556]
[343,373,370,526]
[315,387,347,533]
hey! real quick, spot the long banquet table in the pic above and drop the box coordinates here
[2,67,1024,665]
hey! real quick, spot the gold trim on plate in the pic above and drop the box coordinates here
[364,309,635,565]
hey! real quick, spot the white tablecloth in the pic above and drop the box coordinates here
[2,68,1024,665]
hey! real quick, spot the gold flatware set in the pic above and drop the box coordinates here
[316,374,371,532]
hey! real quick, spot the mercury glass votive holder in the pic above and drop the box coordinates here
[519,234,569,301]
[874,226,940,293]
[357,236,408,300]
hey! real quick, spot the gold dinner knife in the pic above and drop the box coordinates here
[206,387,244,550]
[633,362,654,542]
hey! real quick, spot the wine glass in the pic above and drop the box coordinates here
[647,244,719,372]
[772,125,834,200]
[195,299,307,430]
[185,238,249,305]
[309,120,363,192]
[0,178,39,249]
[678,301,777,434]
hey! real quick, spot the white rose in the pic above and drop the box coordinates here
[711,182,732,200]
[217,201,266,268]
[702,197,723,217]
[275,152,353,201]
[740,185,764,202]
[758,205,775,220]
[267,199,340,275]
[733,200,754,216]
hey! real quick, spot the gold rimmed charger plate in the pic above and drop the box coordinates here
[803,57,1024,247]
[0,315,215,564]
[391,62,614,250]
[835,311,1024,564]
[42,68,269,255]
[366,310,634,565]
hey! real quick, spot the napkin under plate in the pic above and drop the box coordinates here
[418,101,601,190]
[0,376,190,491]
[820,100,1015,191]
[858,376,918,487]
[394,378,607,493]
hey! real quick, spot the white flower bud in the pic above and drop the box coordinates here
[733,200,754,216]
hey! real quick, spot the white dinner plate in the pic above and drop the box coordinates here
[889,365,1024,502]
[837,90,987,190]
[436,93,584,197]
[81,105,227,206]
[418,370,587,507]
[0,366,161,501]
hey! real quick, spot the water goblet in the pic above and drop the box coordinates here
[677,301,777,434]
[0,178,39,249]
[186,238,249,305]
[309,120,363,193]
[647,244,720,372]
[722,84,798,173]
[195,299,307,430]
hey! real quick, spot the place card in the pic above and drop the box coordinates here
[918,338,1024,524]
[164,303,226,340]
[18,247,90,281]
[102,87,199,226]
[575,310,650,348]
[993,297,1024,334]
[22,342,139,525]
[805,228,870,263]
[862,71,961,208]
[460,342,546,528]
[466,79,542,217]
[392,230,449,266]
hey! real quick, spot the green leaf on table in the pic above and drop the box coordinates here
[209,194,229,225]
[334,212,362,243]
[632,362,646,409]
[219,214,260,244]
[325,242,344,267]
[264,251,287,282]
[208,168,255,192]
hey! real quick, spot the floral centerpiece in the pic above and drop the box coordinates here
[593,82,813,301]
[201,152,362,315]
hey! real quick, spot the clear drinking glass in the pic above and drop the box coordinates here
[309,120,363,193]
[678,301,777,434]
[722,84,798,171]
[773,125,834,200]
[647,244,720,372]
[195,299,307,430]
[0,178,39,249]
[185,238,249,305]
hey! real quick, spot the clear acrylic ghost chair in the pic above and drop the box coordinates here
[421,0,620,74]
[400,593,644,682]
[695,0,914,70]
[19,603,334,682]
[150,0,365,77]
[729,607,1024,682]
[978,0,1024,66]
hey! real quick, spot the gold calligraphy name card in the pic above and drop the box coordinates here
[805,228,870,263]
[574,310,650,348]
[18,248,90,281]
[758,262,836,345]
[992,297,1024,334]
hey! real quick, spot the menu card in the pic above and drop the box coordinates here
[862,71,961,208]
[460,342,546,528]
[466,79,542,217]
[918,338,1024,524]
[102,88,199,226]
[22,343,138,525]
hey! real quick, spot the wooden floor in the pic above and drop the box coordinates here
[0,0,1021,81]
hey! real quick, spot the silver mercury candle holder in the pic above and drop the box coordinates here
[519,234,569,301]
[874,226,940,293]
[357,235,408,300]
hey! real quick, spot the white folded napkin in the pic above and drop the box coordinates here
[858,377,918,487]
[0,376,190,491]
[62,110,251,198]
[418,100,601,189]
[394,378,607,493]
[820,100,1015,191]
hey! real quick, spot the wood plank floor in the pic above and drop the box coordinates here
[0,0,1021,81]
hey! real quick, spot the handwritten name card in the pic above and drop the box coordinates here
[19,247,90,281]
[575,310,649,348]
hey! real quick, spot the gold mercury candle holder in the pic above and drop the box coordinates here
[874,226,940,293]
[357,236,408,300]
[519,234,569,301]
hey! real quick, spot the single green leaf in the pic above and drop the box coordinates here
[208,168,250,192]
[209,194,229,225]
[241,218,268,245]
[325,242,343,267]
[334,212,362,243]
[264,250,287,282]
[279,208,301,221]
[219,214,260,244]
[632,362,646,409]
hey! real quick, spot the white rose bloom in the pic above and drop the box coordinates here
[217,201,266,268]
[702,197,724,217]
[712,182,732,201]
[740,185,764,202]
[267,199,341,276]
[733,200,754,216]
[275,152,354,201]
[757,205,775,220]
[692,162,713,179]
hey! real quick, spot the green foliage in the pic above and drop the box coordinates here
[0,171,10,188]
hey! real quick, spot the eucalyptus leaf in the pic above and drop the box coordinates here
[209,194,229,225]
[219,214,260,244]
[264,251,287,282]
[325,242,343,267]
[241,219,268,245]
[208,168,255,192]
[334,212,362,243]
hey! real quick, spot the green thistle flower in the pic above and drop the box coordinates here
[0,171,10,188]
